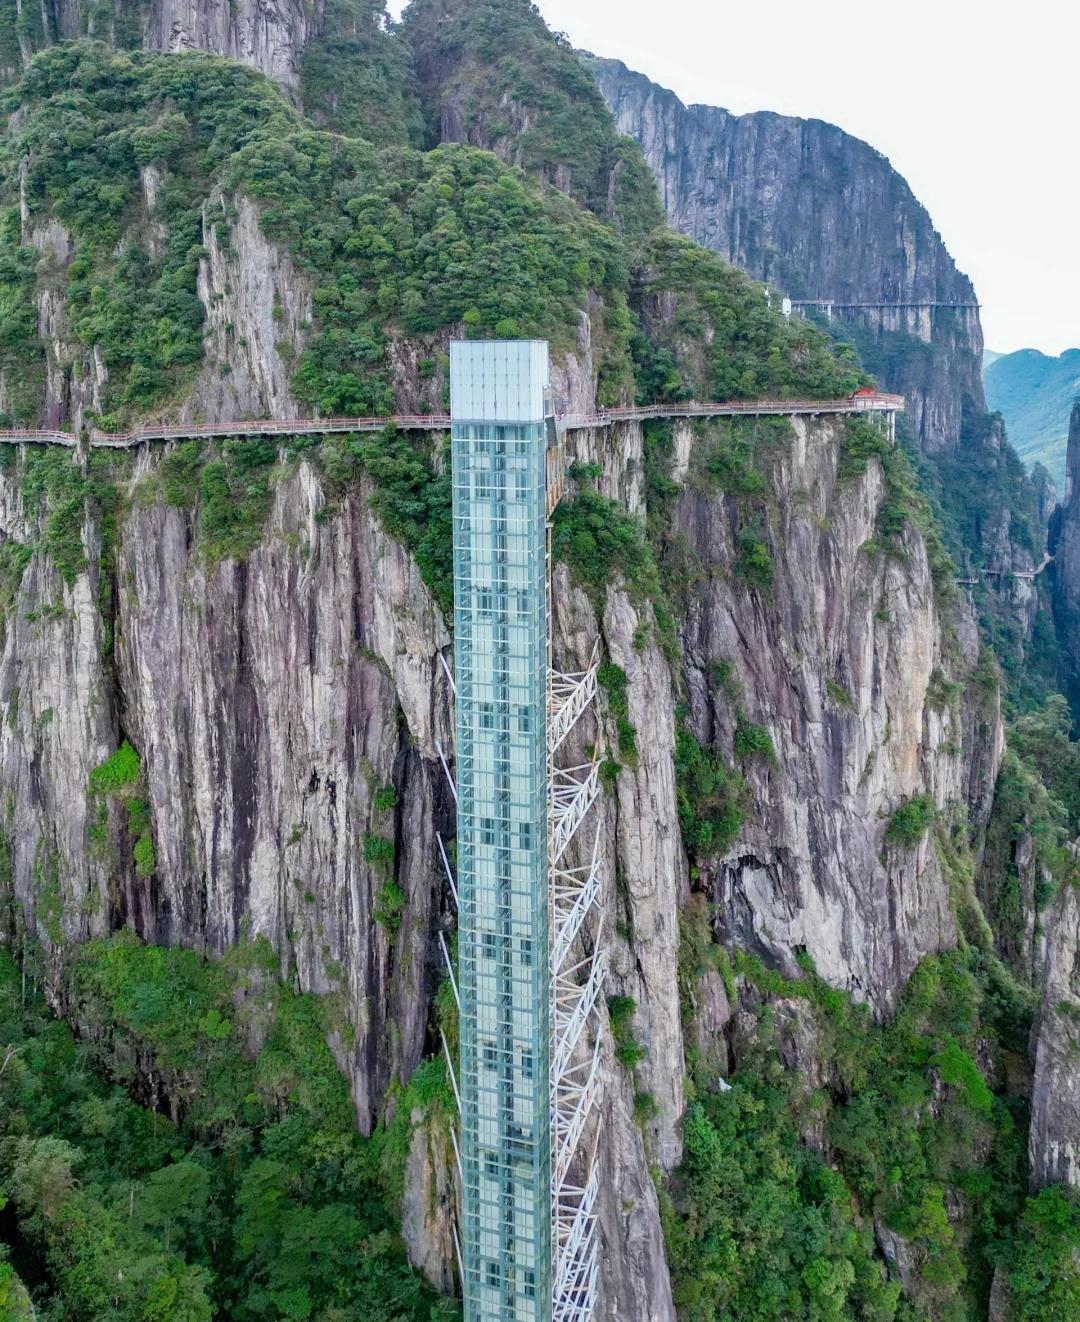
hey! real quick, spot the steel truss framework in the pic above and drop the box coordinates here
[439,341,603,1322]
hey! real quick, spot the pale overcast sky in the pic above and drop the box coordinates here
[388,0,1078,356]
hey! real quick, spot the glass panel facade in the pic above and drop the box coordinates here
[451,342,553,1322]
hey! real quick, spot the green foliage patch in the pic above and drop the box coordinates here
[88,740,141,797]
[670,937,1038,1321]
[1004,1185,1080,1318]
[607,994,647,1071]
[674,725,748,862]
[374,880,407,933]
[598,661,638,766]
[552,486,659,603]
[403,0,664,236]
[733,529,774,594]
[886,794,938,847]
[0,938,457,1321]
[88,740,156,880]
[733,717,778,767]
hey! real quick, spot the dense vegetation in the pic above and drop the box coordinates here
[1,41,644,427]
[672,907,1080,1322]
[301,0,427,147]
[402,0,665,236]
[633,231,863,405]
[0,937,457,1321]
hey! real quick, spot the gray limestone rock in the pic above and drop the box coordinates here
[585,54,984,457]
[1029,875,1080,1190]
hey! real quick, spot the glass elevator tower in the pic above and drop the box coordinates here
[446,341,602,1322]
[452,342,553,1319]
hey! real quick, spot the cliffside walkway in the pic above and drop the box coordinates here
[0,392,904,450]
[956,554,1055,587]
[984,552,1055,582]
[789,301,980,311]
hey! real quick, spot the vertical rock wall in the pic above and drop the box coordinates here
[586,54,986,456]
[37,0,324,88]
[0,395,1004,1313]
[1030,879,1080,1190]
[1,454,456,1132]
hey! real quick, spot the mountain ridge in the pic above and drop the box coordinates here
[984,346,1080,489]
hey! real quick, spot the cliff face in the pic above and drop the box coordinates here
[4,0,325,87]
[586,55,984,456]
[1030,878,1080,1191]
[1,457,455,1132]
[141,0,323,87]
[667,418,998,1010]
[0,399,1002,1314]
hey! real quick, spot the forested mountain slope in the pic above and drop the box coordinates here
[0,2,1079,1320]
[985,347,1080,490]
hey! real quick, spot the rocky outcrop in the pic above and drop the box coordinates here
[142,0,323,88]
[586,55,984,456]
[1032,462,1059,527]
[185,194,312,422]
[666,415,998,1012]
[1000,827,1052,985]
[401,1105,457,1293]
[0,517,115,952]
[555,406,1004,1108]
[13,0,324,88]
[1029,874,1080,1189]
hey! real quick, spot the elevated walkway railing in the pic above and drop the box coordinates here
[0,393,905,451]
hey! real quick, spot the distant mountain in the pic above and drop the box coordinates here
[984,347,1080,490]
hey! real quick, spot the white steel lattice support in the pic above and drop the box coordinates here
[551,1143,601,1322]
[547,497,603,1321]
[551,824,602,973]
[548,642,599,756]
[549,760,601,866]
[551,1033,603,1188]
